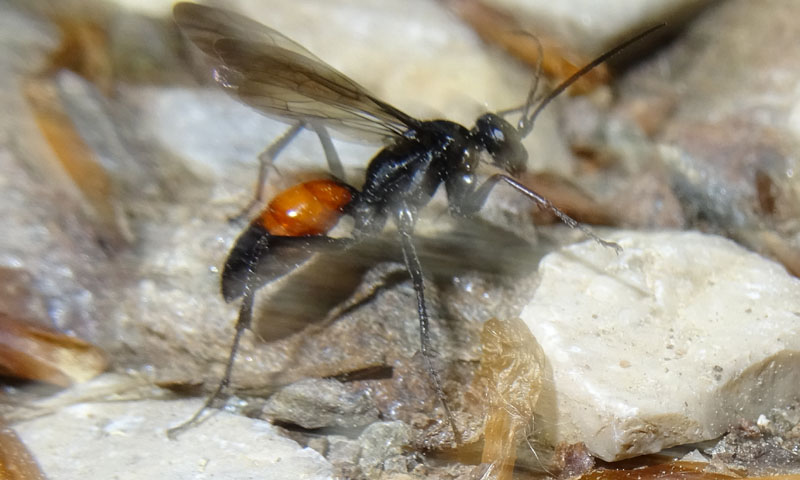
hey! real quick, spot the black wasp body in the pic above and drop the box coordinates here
[350,115,525,235]
[170,1,660,441]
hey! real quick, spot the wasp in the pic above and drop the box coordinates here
[169,2,661,441]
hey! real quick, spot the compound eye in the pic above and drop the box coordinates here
[491,126,506,145]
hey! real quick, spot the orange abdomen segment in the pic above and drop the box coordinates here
[258,180,352,236]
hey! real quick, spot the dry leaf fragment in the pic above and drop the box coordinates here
[440,0,610,94]
[0,313,106,387]
[475,317,546,480]
[0,421,47,480]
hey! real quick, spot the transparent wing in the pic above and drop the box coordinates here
[173,2,418,141]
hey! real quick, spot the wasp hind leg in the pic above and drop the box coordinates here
[229,123,305,223]
[166,286,256,439]
[168,233,355,438]
[230,122,346,223]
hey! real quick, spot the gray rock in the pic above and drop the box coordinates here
[358,421,412,474]
[709,402,800,475]
[327,435,362,466]
[262,378,380,430]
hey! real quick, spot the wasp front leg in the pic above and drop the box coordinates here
[447,173,621,252]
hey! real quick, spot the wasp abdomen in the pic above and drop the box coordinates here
[258,179,352,236]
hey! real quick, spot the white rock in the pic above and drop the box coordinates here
[521,231,800,461]
[14,397,333,480]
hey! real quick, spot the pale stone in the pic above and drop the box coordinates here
[522,231,800,461]
[14,397,333,480]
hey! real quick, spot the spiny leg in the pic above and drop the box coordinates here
[167,286,256,438]
[453,173,621,253]
[169,234,355,438]
[496,175,621,253]
[395,205,461,445]
[167,234,269,438]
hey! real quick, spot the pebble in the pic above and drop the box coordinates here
[522,231,800,461]
[14,396,333,480]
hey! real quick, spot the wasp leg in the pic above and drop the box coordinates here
[230,122,305,223]
[169,233,355,438]
[308,122,345,181]
[231,124,346,223]
[168,231,270,438]
[395,204,461,445]
[452,173,621,253]
[167,279,257,439]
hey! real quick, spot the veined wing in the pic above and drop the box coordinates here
[173,2,418,141]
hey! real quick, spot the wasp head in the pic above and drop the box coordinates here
[471,113,528,176]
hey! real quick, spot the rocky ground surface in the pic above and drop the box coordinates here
[2,0,799,479]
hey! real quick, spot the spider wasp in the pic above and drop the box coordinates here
[169,2,662,441]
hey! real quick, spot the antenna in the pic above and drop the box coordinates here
[517,23,666,136]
